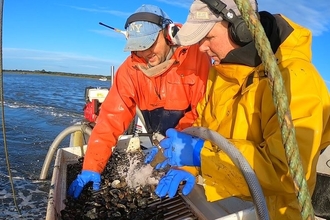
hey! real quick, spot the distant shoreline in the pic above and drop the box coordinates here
[3,69,110,80]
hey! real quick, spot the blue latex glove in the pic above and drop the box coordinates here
[67,170,101,199]
[160,128,204,167]
[155,169,195,198]
[144,147,169,169]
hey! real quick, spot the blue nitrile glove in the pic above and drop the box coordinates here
[144,147,169,169]
[160,128,204,167]
[155,169,195,198]
[67,170,101,199]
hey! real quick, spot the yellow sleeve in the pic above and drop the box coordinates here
[178,166,200,177]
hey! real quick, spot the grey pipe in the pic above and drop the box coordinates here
[110,65,114,87]
[182,126,269,220]
[39,124,92,180]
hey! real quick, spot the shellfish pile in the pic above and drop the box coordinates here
[61,149,167,220]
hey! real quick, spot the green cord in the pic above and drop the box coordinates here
[233,0,315,219]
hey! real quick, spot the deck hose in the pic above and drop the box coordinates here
[39,124,92,180]
[182,126,270,220]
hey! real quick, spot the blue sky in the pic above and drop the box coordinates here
[3,0,330,89]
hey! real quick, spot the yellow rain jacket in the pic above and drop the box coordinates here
[193,13,330,219]
[83,44,210,173]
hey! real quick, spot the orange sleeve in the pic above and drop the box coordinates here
[82,62,137,173]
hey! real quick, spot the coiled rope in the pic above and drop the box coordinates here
[234,0,314,219]
[0,0,21,215]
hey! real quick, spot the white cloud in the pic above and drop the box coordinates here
[69,6,130,18]
[3,48,122,75]
[4,48,111,63]
[90,29,126,39]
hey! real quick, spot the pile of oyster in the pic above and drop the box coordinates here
[61,149,167,220]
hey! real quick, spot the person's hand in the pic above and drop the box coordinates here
[144,147,169,169]
[67,170,101,199]
[155,169,195,198]
[160,128,204,167]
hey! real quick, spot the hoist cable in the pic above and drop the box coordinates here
[0,0,21,215]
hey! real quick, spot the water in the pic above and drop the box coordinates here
[122,154,160,189]
[0,72,111,219]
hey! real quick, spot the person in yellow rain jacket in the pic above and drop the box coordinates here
[146,0,330,219]
[67,4,210,199]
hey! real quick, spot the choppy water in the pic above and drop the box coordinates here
[0,72,110,219]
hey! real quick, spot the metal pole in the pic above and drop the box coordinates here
[110,65,114,87]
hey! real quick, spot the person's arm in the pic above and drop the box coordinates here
[82,66,137,173]
[68,63,138,198]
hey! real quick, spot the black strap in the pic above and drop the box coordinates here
[200,0,227,15]
[125,12,164,29]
